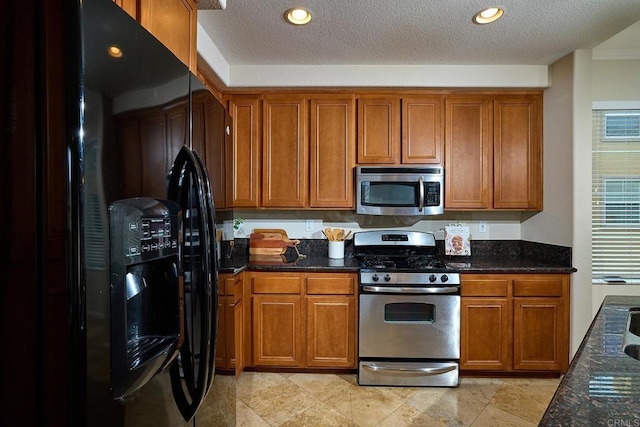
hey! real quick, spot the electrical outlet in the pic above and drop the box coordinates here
[479,222,487,233]
[305,219,313,232]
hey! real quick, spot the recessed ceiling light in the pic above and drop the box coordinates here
[285,7,312,25]
[473,7,504,25]
[107,45,123,58]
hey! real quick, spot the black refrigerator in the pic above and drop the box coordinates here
[66,0,221,425]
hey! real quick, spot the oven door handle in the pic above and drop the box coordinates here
[362,285,459,294]
[361,363,457,376]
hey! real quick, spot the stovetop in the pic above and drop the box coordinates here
[354,230,461,286]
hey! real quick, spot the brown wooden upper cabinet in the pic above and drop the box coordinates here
[262,96,309,208]
[310,97,356,209]
[113,0,198,70]
[229,97,261,208]
[357,96,443,165]
[357,97,400,164]
[493,96,542,210]
[228,94,356,210]
[402,97,444,164]
[445,94,542,210]
[445,97,493,209]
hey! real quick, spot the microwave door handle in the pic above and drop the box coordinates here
[418,176,425,212]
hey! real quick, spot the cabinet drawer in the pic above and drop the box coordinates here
[252,276,302,294]
[462,279,508,297]
[513,278,565,297]
[306,276,354,295]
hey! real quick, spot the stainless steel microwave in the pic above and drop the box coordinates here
[356,166,444,216]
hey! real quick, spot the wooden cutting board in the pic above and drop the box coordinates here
[249,228,299,255]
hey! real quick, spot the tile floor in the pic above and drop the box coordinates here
[236,372,560,426]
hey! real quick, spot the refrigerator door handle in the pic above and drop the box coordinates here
[192,150,218,392]
[167,145,214,421]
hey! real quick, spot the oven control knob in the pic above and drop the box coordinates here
[429,274,437,282]
[384,274,391,282]
[441,275,449,283]
[372,274,379,282]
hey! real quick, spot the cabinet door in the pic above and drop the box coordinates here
[139,0,197,69]
[357,98,400,164]
[224,296,236,369]
[252,295,304,367]
[445,97,492,209]
[306,296,356,368]
[191,96,206,159]
[460,298,511,370]
[215,296,227,369]
[204,97,227,209]
[402,97,443,164]
[493,96,542,210]
[229,97,260,208]
[139,112,168,198]
[113,0,137,18]
[513,297,568,371]
[262,97,308,208]
[116,117,142,198]
[166,103,188,169]
[310,97,355,208]
[234,294,244,377]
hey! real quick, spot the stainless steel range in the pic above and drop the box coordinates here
[354,230,460,387]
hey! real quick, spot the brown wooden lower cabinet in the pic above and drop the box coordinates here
[248,271,357,369]
[215,273,244,376]
[307,296,355,367]
[460,273,570,373]
[253,294,305,366]
[461,297,510,370]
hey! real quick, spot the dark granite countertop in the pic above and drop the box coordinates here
[444,258,577,274]
[215,238,576,275]
[540,296,640,426]
[218,256,575,274]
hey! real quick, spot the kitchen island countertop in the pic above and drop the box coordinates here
[540,295,640,426]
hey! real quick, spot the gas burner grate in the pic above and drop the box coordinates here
[361,256,396,269]
[407,257,448,270]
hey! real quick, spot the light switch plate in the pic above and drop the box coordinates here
[479,222,487,233]
[305,219,313,232]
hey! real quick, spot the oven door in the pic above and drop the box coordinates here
[359,293,460,359]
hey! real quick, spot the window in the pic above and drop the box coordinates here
[603,178,640,225]
[593,110,640,279]
[603,111,640,140]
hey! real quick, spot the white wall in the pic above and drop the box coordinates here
[592,59,640,100]
[572,50,595,356]
[227,210,522,242]
[521,65,574,247]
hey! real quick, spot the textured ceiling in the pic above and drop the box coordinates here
[198,0,640,67]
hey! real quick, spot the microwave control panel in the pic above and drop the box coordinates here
[424,182,441,206]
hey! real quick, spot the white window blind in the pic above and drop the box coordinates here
[593,109,640,279]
